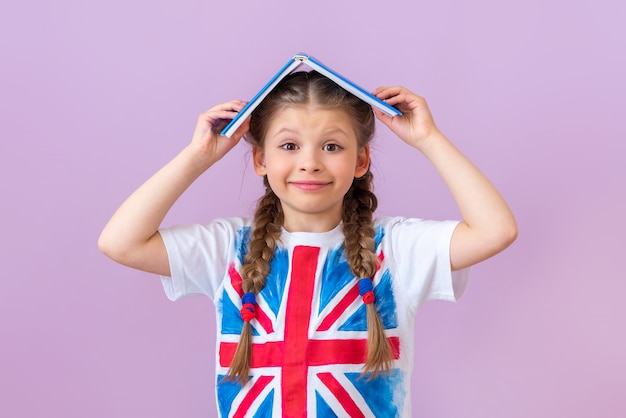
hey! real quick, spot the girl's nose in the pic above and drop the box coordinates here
[298,150,322,172]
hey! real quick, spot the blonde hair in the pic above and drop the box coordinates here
[226,71,393,384]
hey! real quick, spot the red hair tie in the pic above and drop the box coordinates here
[241,292,256,322]
[358,278,375,304]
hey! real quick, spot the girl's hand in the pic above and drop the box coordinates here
[189,100,250,168]
[372,86,440,150]
[373,87,517,270]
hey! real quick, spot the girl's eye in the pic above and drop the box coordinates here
[323,144,340,152]
[280,143,297,151]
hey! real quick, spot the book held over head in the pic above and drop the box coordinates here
[220,54,402,138]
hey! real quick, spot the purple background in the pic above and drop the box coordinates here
[2,0,625,416]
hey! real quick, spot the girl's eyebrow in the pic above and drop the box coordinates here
[322,128,350,136]
[272,127,299,136]
[271,127,351,139]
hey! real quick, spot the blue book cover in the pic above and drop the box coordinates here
[221,54,401,137]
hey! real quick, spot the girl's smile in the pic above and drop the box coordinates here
[289,180,331,191]
[253,105,370,233]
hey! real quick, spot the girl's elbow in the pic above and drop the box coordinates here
[97,233,128,264]
[481,220,518,257]
[97,233,111,256]
[497,219,518,251]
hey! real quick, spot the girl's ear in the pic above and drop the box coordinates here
[355,145,371,178]
[252,146,267,176]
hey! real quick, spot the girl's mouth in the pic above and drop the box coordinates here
[290,181,330,191]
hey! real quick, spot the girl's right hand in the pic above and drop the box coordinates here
[189,100,250,168]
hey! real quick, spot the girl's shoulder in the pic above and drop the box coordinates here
[373,215,462,245]
[209,216,254,229]
[160,216,254,242]
[374,215,459,228]
[374,215,429,230]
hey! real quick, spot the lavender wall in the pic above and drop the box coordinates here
[2,0,624,416]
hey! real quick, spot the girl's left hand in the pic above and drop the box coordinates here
[372,86,440,150]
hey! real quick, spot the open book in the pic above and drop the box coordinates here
[220,54,402,137]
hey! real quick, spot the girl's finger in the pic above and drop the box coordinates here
[381,93,407,106]
[373,86,404,99]
[201,110,241,124]
[231,117,251,140]
[372,86,389,95]
[202,100,247,114]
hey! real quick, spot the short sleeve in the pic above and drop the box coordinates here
[379,217,470,310]
[158,218,246,301]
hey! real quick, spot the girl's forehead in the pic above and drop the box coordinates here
[266,105,355,133]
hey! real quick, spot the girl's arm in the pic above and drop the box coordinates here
[373,87,517,271]
[98,101,249,276]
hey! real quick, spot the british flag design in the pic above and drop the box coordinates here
[215,226,404,417]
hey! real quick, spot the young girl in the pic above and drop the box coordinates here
[99,71,517,417]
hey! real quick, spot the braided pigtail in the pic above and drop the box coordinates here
[226,177,283,385]
[342,171,394,378]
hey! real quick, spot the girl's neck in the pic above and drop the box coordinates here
[279,221,344,248]
[281,213,342,233]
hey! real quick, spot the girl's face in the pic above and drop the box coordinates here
[253,105,370,233]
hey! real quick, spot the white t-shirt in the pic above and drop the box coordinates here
[160,216,470,418]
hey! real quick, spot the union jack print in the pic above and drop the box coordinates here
[216,226,404,417]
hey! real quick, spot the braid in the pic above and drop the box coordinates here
[342,172,378,278]
[342,171,394,377]
[226,176,283,385]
